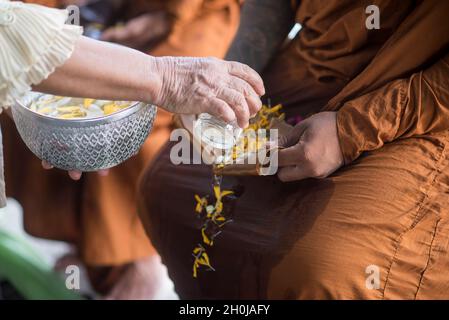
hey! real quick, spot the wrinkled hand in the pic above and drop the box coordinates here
[152,57,265,128]
[278,112,344,182]
[42,161,109,181]
[101,12,170,49]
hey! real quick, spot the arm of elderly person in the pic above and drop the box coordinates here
[35,36,264,128]
[0,2,264,182]
[0,3,264,127]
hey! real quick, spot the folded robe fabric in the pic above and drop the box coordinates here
[264,0,449,165]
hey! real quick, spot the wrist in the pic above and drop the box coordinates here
[145,56,165,106]
[147,57,178,108]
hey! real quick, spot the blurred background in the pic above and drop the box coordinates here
[0,198,177,299]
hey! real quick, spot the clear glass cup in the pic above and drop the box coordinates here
[193,113,243,162]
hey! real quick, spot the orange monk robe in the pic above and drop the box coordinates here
[1,0,242,292]
[21,0,59,6]
[137,0,449,299]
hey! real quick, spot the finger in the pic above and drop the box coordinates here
[68,170,82,181]
[41,160,54,170]
[229,77,262,116]
[98,170,110,177]
[101,26,131,43]
[227,62,265,96]
[278,122,308,148]
[217,89,250,128]
[203,98,237,124]
[278,165,311,182]
[278,143,307,167]
[246,94,263,117]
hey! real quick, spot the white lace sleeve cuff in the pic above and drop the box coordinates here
[0,1,83,107]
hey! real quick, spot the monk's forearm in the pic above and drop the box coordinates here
[34,36,161,104]
[337,53,449,164]
[225,0,295,73]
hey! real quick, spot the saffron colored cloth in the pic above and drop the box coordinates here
[137,0,449,299]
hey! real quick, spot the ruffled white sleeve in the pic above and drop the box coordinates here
[0,0,83,107]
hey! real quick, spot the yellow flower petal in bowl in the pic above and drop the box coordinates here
[103,103,122,116]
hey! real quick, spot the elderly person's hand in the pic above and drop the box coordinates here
[277,112,344,182]
[152,57,265,128]
[41,161,109,180]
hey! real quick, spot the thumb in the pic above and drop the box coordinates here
[278,121,307,149]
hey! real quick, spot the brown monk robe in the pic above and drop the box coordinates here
[20,0,59,6]
[138,0,449,299]
[1,0,241,294]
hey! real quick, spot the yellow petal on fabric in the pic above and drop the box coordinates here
[193,262,198,278]
[213,185,221,200]
[215,215,226,222]
[215,201,223,214]
[198,256,212,267]
[201,228,213,246]
[201,252,212,266]
[194,195,207,213]
[221,190,234,197]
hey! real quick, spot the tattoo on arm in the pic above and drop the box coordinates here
[225,0,295,73]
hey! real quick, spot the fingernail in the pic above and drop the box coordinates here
[240,121,249,129]
[69,171,82,181]
[42,161,53,169]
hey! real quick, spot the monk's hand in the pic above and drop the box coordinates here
[102,12,171,49]
[277,112,344,182]
[152,57,265,128]
[41,161,109,181]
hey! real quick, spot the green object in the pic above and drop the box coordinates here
[0,229,83,300]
